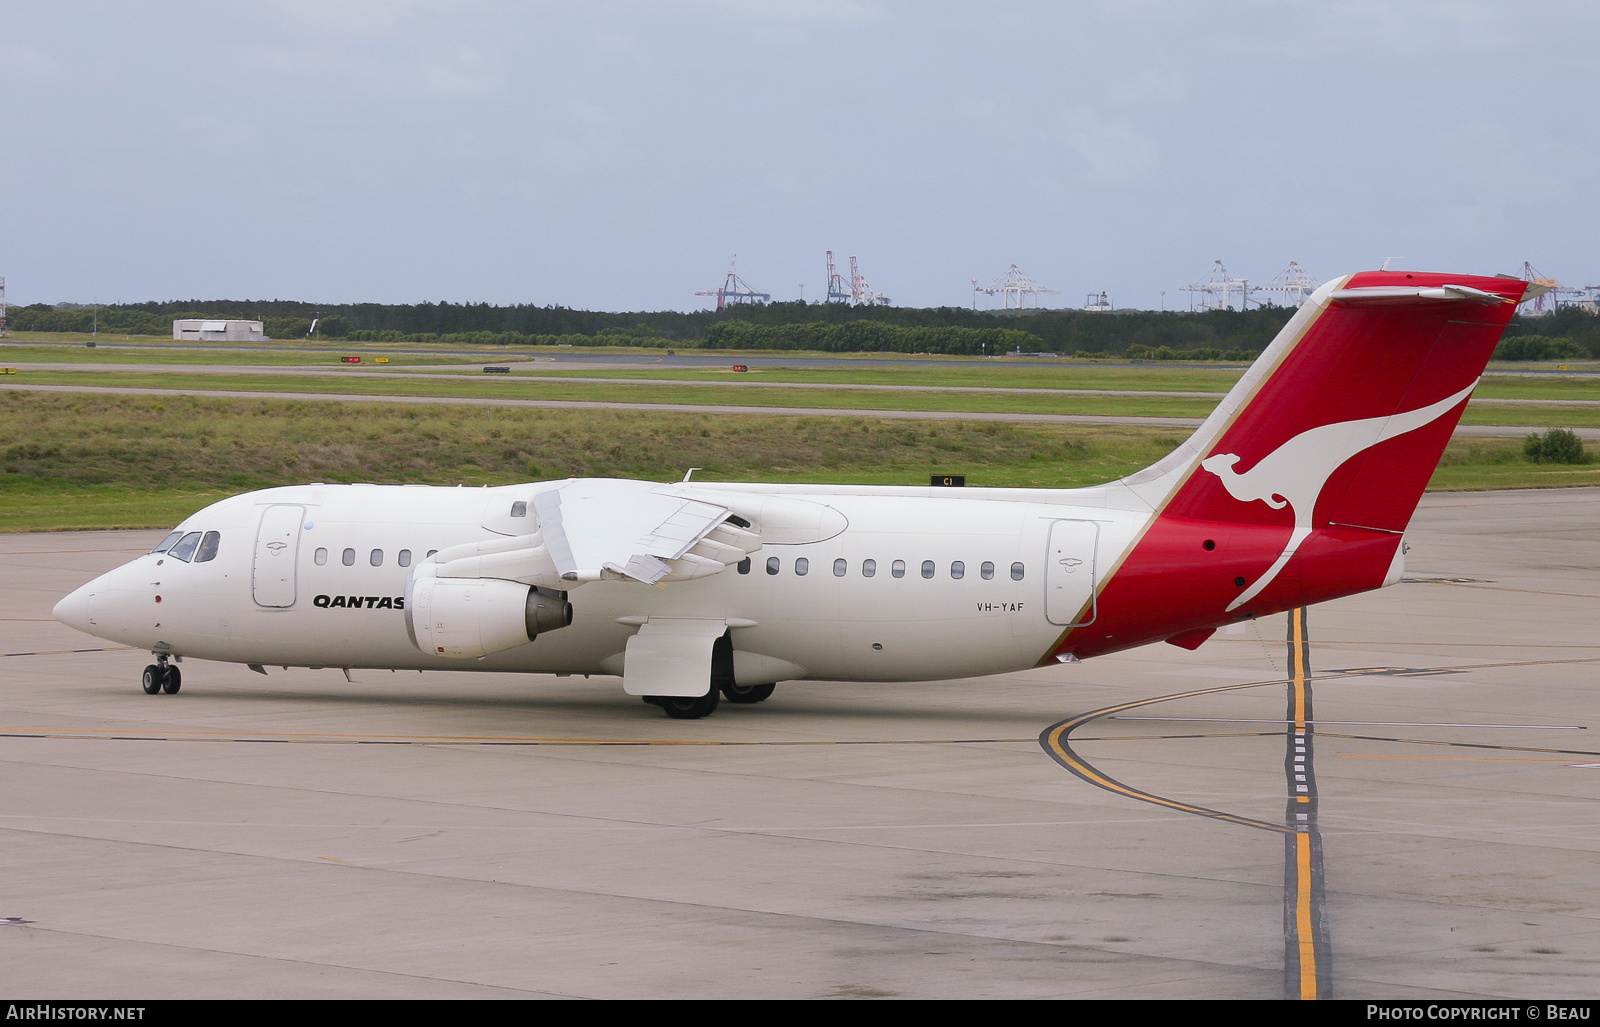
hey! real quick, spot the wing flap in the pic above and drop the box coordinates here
[535,479,757,585]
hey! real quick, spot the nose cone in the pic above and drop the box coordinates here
[53,584,98,635]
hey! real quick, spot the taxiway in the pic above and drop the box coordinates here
[2,489,1597,998]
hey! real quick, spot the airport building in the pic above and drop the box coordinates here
[173,318,267,342]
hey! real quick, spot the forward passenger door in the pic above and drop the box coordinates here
[253,505,305,608]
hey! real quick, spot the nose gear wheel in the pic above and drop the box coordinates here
[141,661,181,695]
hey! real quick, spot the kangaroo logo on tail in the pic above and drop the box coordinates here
[1200,381,1476,611]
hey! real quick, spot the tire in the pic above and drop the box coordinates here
[721,682,775,704]
[161,666,182,694]
[142,665,163,695]
[657,689,720,720]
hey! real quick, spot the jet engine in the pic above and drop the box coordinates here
[405,574,572,659]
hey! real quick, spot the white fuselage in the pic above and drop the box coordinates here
[59,481,1149,685]
[55,273,1523,705]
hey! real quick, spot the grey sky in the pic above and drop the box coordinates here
[1,1,1593,312]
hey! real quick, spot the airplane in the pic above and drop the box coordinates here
[53,270,1530,719]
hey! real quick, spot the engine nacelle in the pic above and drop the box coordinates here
[405,573,573,659]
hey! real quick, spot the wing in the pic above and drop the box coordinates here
[423,479,761,590]
[537,478,760,584]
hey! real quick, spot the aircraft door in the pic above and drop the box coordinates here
[1045,519,1099,626]
[253,504,305,608]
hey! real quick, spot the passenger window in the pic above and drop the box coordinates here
[737,558,751,574]
[833,558,847,576]
[398,550,411,567]
[1011,562,1025,580]
[194,531,222,563]
[370,549,383,567]
[167,532,203,562]
[891,560,905,578]
[342,548,356,566]
[862,559,876,578]
[951,561,964,579]
[920,560,934,579]
[766,556,779,575]
[981,561,994,580]
[426,550,438,558]
[510,501,527,518]
[315,548,328,566]
[795,558,809,576]
[151,531,183,554]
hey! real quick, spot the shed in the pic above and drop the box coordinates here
[173,319,267,342]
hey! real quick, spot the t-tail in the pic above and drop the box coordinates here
[1052,270,1529,662]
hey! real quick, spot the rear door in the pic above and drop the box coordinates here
[253,505,304,607]
[1045,519,1099,626]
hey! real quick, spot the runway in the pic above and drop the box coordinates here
[3,488,1599,998]
[18,362,1600,408]
[5,382,1595,438]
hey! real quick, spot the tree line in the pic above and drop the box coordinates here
[6,297,1301,356]
[8,297,1598,360]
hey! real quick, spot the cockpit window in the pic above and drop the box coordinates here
[167,532,203,562]
[152,531,183,554]
[193,531,222,563]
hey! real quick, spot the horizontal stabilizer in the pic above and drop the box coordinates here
[1328,283,1509,306]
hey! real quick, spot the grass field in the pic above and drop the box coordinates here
[7,331,1597,377]
[486,363,1247,391]
[7,331,1596,394]
[2,389,1597,531]
[1,369,1229,419]
[0,391,1181,530]
[9,365,1600,426]
[3,335,1598,531]
[0,335,493,366]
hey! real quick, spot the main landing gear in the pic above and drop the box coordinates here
[644,688,721,720]
[643,682,777,719]
[642,633,778,719]
[141,656,181,695]
[720,682,775,704]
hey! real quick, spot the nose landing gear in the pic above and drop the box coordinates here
[141,656,181,695]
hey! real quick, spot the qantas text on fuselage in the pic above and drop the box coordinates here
[54,272,1529,718]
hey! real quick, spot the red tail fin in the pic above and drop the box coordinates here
[1060,271,1527,660]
